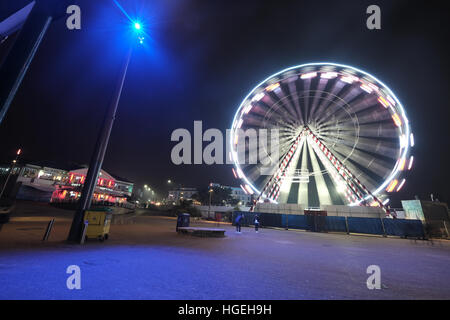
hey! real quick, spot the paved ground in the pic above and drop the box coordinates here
[0,201,449,299]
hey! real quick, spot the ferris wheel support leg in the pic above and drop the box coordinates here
[306,128,392,216]
[250,132,305,210]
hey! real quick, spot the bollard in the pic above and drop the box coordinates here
[42,218,55,241]
[79,220,89,244]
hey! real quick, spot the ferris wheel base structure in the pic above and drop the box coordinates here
[254,202,386,219]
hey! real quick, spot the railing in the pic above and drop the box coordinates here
[233,211,426,239]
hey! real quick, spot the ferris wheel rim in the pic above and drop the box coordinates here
[230,62,412,205]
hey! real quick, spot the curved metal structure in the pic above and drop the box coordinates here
[229,63,413,214]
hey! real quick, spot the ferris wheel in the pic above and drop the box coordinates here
[229,63,414,214]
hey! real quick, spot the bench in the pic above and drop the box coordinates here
[177,227,226,237]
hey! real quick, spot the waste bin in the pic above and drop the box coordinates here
[176,213,190,232]
[84,207,113,241]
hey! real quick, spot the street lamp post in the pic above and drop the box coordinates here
[67,22,142,242]
[208,188,213,219]
[0,1,69,126]
[67,46,132,243]
[0,148,21,199]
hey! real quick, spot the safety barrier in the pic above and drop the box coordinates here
[382,218,424,238]
[233,211,425,238]
[347,217,384,235]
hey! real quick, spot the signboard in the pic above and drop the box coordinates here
[401,200,425,221]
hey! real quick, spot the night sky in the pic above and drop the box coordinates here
[0,0,449,206]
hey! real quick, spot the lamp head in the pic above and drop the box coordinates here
[132,21,145,45]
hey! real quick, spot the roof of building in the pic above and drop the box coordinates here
[68,168,134,184]
[108,173,133,184]
[20,159,85,172]
[1,158,134,184]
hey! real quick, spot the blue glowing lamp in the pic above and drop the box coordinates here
[132,21,145,45]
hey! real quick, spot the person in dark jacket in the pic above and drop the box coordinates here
[254,214,260,233]
[235,213,243,233]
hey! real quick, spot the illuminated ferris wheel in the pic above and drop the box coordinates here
[229,63,414,215]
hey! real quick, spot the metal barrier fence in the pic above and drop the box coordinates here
[233,211,425,238]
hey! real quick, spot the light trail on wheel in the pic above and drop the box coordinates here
[229,63,414,216]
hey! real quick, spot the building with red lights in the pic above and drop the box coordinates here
[51,168,133,205]
[0,161,133,204]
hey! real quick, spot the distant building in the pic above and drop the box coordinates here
[229,186,252,205]
[0,161,73,201]
[209,182,252,205]
[0,161,133,204]
[167,187,198,204]
[51,168,133,204]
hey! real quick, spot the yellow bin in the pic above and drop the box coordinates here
[83,207,113,241]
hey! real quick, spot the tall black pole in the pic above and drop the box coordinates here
[0,0,71,126]
[0,4,52,125]
[67,46,133,243]
[0,149,21,199]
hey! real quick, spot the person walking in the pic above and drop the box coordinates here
[235,213,243,233]
[254,214,260,233]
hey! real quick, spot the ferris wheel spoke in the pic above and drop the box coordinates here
[264,92,301,126]
[277,139,304,203]
[355,137,399,159]
[340,94,379,117]
[261,107,299,129]
[244,109,296,131]
[287,79,305,124]
[330,143,392,180]
[323,122,398,139]
[297,139,309,206]
[316,85,364,127]
[276,84,303,123]
[319,135,357,152]
[308,136,356,205]
[301,78,312,124]
[319,123,353,132]
[311,80,347,125]
[326,136,398,161]
[306,140,333,205]
[281,76,303,122]
[351,112,393,127]
[326,146,379,192]
[308,78,330,124]
[236,136,293,164]
[309,130,383,205]
[254,98,294,126]
[358,123,398,139]
[318,95,379,128]
[256,132,305,202]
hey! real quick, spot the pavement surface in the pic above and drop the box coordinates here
[0,201,449,300]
